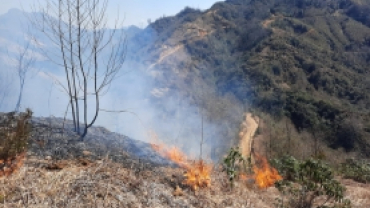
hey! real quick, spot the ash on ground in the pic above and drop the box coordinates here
[28,116,176,167]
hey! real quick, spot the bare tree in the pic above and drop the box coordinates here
[0,70,11,109]
[30,0,126,140]
[14,42,35,112]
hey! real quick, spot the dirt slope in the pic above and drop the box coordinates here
[239,113,259,160]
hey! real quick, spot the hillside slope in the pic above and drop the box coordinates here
[129,0,370,158]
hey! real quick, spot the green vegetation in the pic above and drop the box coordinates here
[339,159,370,183]
[273,156,351,208]
[222,147,245,187]
[137,0,370,158]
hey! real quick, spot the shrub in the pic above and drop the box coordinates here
[339,159,370,184]
[273,156,351,208]
[0,109,32,175]
[222,147,246,187]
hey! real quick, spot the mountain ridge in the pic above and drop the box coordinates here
[128,0,370,158]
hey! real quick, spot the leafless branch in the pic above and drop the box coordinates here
[30,0,126,140]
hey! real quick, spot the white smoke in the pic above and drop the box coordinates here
[0,9,244,162]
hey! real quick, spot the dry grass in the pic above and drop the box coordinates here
[0,110,32,177]
[0,156,368,208]
[340,178,370,207]
[0,156,280,208]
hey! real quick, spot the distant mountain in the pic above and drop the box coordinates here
[126,0,370,157]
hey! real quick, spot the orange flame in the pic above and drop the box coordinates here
[0,152,26,177]
[152,143,189,168]
[183,160,212,191]
[150,131,212,191]
[253,154,282,189]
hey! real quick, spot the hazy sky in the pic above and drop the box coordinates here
[0,0,222,27]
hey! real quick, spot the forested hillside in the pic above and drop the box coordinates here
[129,0,370,159]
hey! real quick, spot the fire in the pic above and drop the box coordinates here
[150,131,212,191]
[164,147,188,167]
[183,160,212,191]
[152,143,188,168]
[0,152,26,177]
[252,154,282,189]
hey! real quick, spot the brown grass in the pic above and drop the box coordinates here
[0,156,279,208]
[0,110,32,177]
[0,156,369,208]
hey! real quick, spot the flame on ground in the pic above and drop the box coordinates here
[0,152,26,177]
[252,154,282,189]
[183,160,212,191]
[150,131,212,191]
[152,143,188,168]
